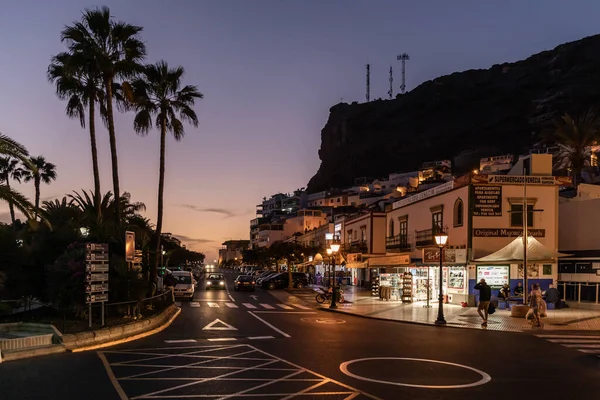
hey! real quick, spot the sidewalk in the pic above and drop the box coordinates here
[320,285,600,333]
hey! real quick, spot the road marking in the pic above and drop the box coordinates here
[247,311,291,338]
[259,303,275,309]
[97,352,128,400]
[242,303,257,309]
[224,302,238,308]
[547,339,600,343]
[228,294,235,302]
[290,303,310,309]
[202,318,238,331]
[250,295,259,300]
[174,301,182,307]
[301,317,346,324]
[254,311,317,314]
[207,338,237,342]
[276,304,293,310]
[189,302,201,308]
[339,357,491,389]
[248,336,275,340]
[207,302,220,308]
[537,335,600,339]
[164,339,198,344]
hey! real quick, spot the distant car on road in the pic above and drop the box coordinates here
[205,273,226,290]
[234,275,256,291]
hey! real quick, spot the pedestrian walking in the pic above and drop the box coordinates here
[474,278,492,327]
[529,283,543,327]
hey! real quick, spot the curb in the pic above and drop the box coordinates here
[0,305,181,362]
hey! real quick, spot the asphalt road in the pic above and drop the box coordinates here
[1,269,598,400]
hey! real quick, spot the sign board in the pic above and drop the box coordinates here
[86,283,109,293]
[368,254,410,266]
[86,293,108,303]
[472,185,502,216]
[86,263,109,273]
[471,174,572,186]
[422,248,467,264]
[85,252,109,261]
[125,231,135,262]
[85,243,109,252]
[392,180,454,209]
[477,265,509,289]
[473,228,545,238]
[86,273,109,282]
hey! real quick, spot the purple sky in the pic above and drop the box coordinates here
[1,0,599,261]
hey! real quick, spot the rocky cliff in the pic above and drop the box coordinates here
[307,34,600,193]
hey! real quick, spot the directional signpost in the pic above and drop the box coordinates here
[85,243,109,328]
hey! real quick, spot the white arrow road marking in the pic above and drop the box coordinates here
[224,302,238,308]
[207,302,220,308]
[242,303,257,309]
[202,318,238,331]
[276,304,293,310]
[250,295,259,300]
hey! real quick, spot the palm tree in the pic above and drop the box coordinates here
[60,6,146,223]
[48,51,103,211]
[553,110,600,189]
[21,156,57,219]
[130,61,203,280]
[0,157,25,224]
[0,133,35,220]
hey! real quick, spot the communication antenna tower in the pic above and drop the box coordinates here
[397,53,410,94]
[366,64,370,102]
[388,66,394,99]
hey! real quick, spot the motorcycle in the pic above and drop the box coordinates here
[315,287,345,304]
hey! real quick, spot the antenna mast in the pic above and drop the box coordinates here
[366,64,370,102]
[397,53,410,94]
[388,66,394,99]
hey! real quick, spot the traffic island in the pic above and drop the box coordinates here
[0,304,180,362]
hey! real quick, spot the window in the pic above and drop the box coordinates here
[453,198,464,227]
[389,219,395,237]
[399,219,408,246]
[430,205,443,233]
[347,230,352,243]
[360,227,366,242]
[510,204,533,227]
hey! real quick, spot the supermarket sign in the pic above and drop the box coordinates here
[471,175,572,186]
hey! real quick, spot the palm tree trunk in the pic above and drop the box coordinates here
[5,177,16,225]
[153,118,167,282]
[34,177,40,220]
[88,90,101,215]
[104,77,121,224]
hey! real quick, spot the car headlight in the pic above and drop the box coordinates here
[219,281,224,285]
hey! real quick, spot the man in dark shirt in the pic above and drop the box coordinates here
[475,278,492,326]
[514,282,524,296]
[545,284,560,307]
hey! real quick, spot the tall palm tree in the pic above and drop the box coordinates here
[60,6,146,223]
[553,110,600,189]
[130,60,203,280]
[48,51,103,212]
[21,156,57,219]
[0,133,35,220]
[0,157,25,224]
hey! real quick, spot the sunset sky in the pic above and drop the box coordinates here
[1,0,599,261]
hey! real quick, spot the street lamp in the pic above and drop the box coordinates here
[328,239,341,309]
[434,231,449,325]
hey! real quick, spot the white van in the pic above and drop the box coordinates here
[172,270,196,300]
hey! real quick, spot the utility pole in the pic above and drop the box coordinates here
[388,66,393,100]
[397,53,410,94]
[366,64,370,102]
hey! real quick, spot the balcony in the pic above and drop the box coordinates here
[386,234,412,251]
[415,229,435,247]
[344,240,368,253]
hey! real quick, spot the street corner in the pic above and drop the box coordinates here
[97,344,379,399]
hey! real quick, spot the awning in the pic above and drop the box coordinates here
[368,254,410,267]
[475,236,571,263]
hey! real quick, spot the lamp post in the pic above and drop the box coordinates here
[434,232,449,325]
[328,239,341,309]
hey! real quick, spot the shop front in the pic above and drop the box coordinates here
[416,248,469,305]
[368,254,411,300]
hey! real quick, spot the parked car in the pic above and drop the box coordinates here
[256,271,277,285]
[172,270,196,300]
[262,272,308,290]
[234,275,256,291]
[205,273,226,290]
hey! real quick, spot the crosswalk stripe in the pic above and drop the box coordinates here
[207,302,220,308]
[290,304,310,309]
[259,304,275,309]
[276,304,293,310]
[242,303,257,309]
[536,334,600,358]
[189,302,201,308]
[224,302,238,308]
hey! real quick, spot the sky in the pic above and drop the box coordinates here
[1,0,600,261]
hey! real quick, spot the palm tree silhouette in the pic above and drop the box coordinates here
[22,156,58,219]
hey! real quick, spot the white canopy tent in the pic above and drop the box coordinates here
[475,236,570,263]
